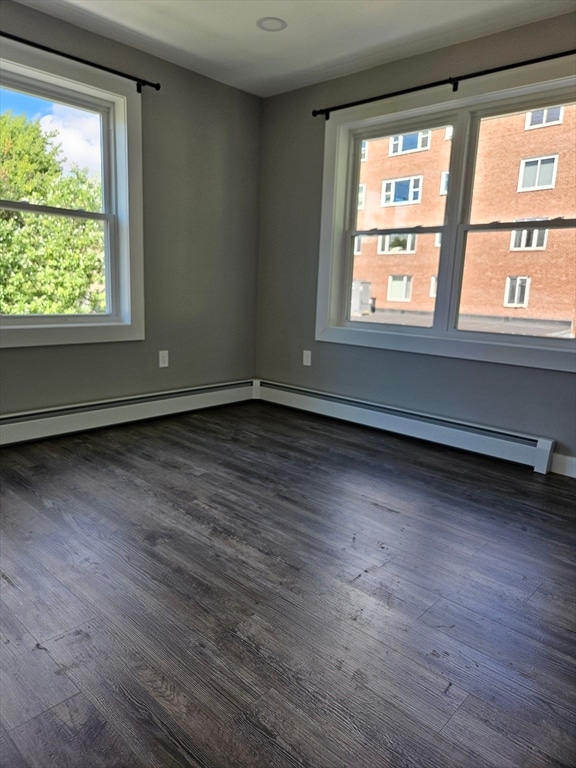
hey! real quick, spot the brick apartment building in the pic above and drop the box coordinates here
[352,101,576,337]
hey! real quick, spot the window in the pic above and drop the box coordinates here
[444,125,454,140]
[389,130,430,155]
[0,39,144,348]
[504,277,530,307]
[378,234,416,253]
[518,156,557,191]
[510,221,548,250]
[316,62,575,371]
[387,275,412,301]
[381,176,422,206]
[358,184,366,209]
[525,106,563,128]
[354,236,362,255]
[440,171,449,195]
[360,140,368,162]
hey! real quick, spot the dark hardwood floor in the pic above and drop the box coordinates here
[1,401,575,768]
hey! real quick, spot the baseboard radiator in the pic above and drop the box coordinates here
[0,380,254,446]
[257,381,555,474]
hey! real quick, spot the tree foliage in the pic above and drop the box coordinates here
[0,111,106,315]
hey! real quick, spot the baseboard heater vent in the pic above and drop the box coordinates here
[0,380,254,446]
[258,381,555,474]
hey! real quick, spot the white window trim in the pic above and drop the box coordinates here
[389,130,430,156]
[354,236,362,255]
[377,234,417,254]
[430,276,438,298]
[510,224,548,251]
[358,183,366,209]
[525,106,564,129]
[517,155,558,192]
[381,176,422,206]
[440,171,449,196]
[360,140,368,162]
[315,57,576,372]
[0,39,144,348]
[504,276,531,308]
[387,275,412,302]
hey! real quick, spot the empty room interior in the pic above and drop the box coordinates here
[0,1,575,766]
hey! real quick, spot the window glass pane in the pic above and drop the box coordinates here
[547,106,562,123]
[356,125,453,230]
[0,86,103,213]
[457,230,575,338]
[470,102,575,223]
[350,234,438,327]
[0,212,106,315]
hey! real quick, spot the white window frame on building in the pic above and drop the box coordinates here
[525,106,563,129]
[358,183,366,209]
[518,155,558,191]
[387,275,412,302]
[377,234,417,254]
[430,276,438,298]
[0,39,144,349]
[354,236,362,255]
[360,140,368,162]
[381,176,422,206]
[389,130,430,155]
[504,276,530,308]
[440,171,449,195]
[315,57,576,372]
[510,220,548,250]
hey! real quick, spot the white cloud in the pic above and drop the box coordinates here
[40,103,102,178]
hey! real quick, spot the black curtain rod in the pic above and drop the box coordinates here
[0,30,161,93]
[312,49,576,119]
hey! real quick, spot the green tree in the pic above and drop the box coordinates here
[0,111,106,315]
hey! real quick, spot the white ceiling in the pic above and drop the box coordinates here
[12,0,576,97]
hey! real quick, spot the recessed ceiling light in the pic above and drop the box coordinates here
[256,17,288,32]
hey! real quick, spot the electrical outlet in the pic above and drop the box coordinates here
[303,350,312,366]
[159,350,169,368]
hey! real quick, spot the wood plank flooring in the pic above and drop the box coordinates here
[0,401,575,767]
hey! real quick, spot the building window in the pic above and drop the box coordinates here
[360,140,368,162]
[430,276,438,298]
[444,125,453,140]
[358,183,366,209]
[381,176,422,206]
[389,130,430,155]
[316,69,575,371]
[387,275,412,301]
[510,222,548,250]
[377,234,416,253]
[0,39,144,348]
[525,106,563,129]
[440,171,449,195]
[354,236,362,255]
[518,156,557,191]
[504,277,530,307]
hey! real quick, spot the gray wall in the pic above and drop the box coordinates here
[0,0,261,413]
[256,12,576,457]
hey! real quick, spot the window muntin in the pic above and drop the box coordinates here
[377,233,417,253]
[518,156,558,191]
[525,106,563,128]
[381,176,422,206]
[0,38,144,348]
[389,130,430,155]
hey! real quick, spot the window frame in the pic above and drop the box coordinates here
[387,275,412,302]
[517,155,558,192]
[0,39,144,348]
[377,233,417,254]
[504,276,531,308]
[315,58,576,372]
[389,130,430,155]
[381,176,422,206]
[510,222,548,251]
[525,106,563,129]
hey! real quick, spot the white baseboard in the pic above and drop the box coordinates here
[2,378,574,478]
[0,381,253,446]
[256,380,575,478]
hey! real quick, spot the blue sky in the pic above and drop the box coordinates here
[0,87,54,120]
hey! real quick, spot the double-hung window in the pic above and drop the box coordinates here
[315,58,575,371]
[0,39,144,347]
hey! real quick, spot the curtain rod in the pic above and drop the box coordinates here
[0,30,161,93]
[312,49,576,119]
